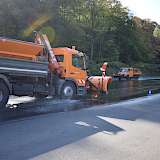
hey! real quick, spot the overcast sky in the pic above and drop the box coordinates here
[120,0,160,24]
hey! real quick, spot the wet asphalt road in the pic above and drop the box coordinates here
[0,94,160,160]
[0,78,160,122]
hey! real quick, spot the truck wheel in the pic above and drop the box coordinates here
[0,81,9,109]
[61,82,76,99]
[126,76,131,80]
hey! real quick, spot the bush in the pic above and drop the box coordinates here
[134,63,160,75]
[88,61,159,76]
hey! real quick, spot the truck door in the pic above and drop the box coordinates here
[68,54,87,83]
[129,68,134,77]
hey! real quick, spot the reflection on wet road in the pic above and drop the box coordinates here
[1,78,160,122]
[108,79,160,101]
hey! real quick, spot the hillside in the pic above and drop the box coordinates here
[0,0,160,75]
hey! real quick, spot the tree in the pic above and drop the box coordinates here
[153,26,160,38]
[0,0,159,71]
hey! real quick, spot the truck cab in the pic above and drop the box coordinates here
[52,47,88,98]
[53,48,87,86]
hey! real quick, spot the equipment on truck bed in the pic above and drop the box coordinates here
[34,32,63,76]
[0,33,112,108]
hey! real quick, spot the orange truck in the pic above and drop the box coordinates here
[113,67,142,80]
[0,33,112,108]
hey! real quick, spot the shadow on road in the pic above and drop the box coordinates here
[0,105,125,160]
[1,95,160,160]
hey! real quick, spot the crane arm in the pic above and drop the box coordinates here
[34,32,62,76]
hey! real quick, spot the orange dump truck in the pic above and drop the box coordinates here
[0,34,112,108]
[113,67,142,80]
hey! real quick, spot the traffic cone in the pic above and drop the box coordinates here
[147,90,152,96]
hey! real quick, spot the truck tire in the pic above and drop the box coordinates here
[61,82,76,99]
[126,76,131,80]
[0,81,9,109]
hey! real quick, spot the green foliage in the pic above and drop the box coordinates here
[0,0,159,74]
[153,26,160,38]
[134,62,160,75]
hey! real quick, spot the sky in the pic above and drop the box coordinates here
[120,0,160,24]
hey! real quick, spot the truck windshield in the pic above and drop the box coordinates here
[72,55,86,70]
[120,68,128,72]
[55,55,64,62]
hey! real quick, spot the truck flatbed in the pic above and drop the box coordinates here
[0,57,48,77]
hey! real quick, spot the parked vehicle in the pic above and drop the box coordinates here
[113,67,142,80]
[0,33,112,108]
